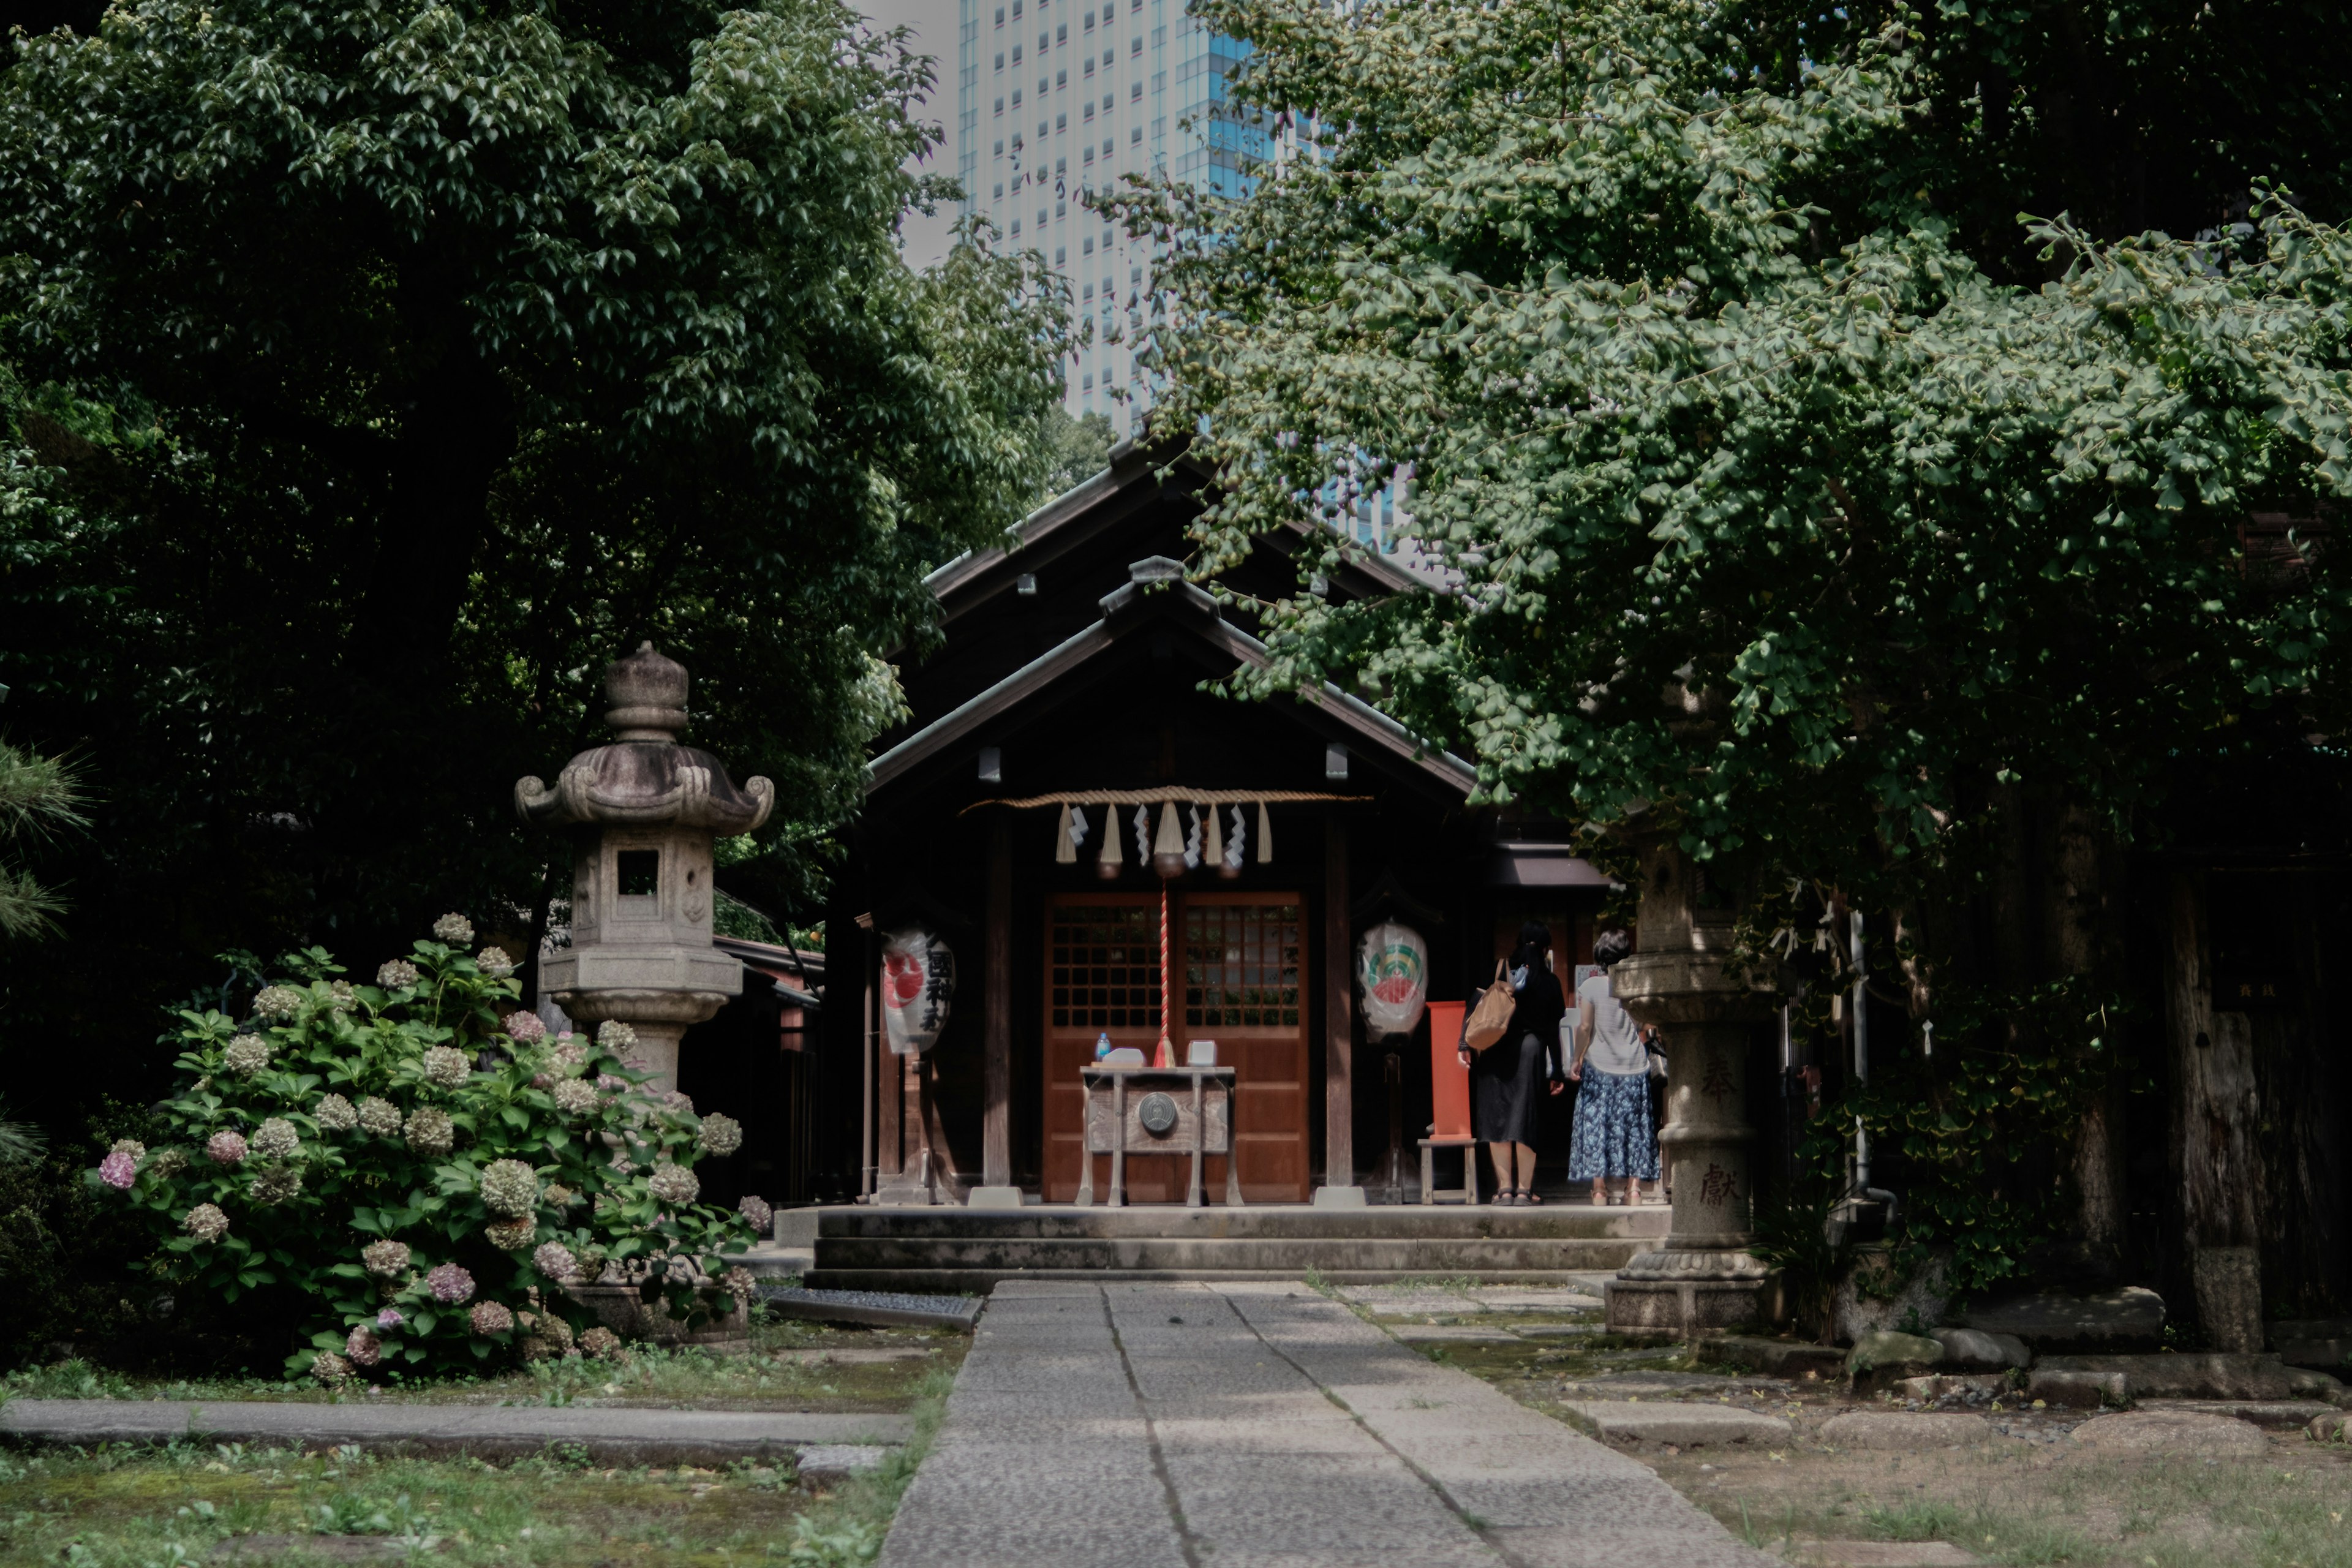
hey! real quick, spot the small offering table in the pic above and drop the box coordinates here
[1076,1065,1243,1208]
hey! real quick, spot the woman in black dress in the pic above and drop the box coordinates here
[1458,922,1569,1205]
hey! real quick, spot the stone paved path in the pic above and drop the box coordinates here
[877,1281,1773,1568]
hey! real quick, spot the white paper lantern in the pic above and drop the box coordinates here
[881,929,956,1055]
[1357,921,1430,1038]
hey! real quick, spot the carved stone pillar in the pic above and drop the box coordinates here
[1604,834,1779,1335]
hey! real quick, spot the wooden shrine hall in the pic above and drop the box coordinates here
[815,439,1627,1212]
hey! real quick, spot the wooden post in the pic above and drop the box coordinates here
[876,943,902,1183]
[2168,869,2266,1349]
[860,927,876,1197]
[984,813,1012,1189]
[1324,813,1354,1193]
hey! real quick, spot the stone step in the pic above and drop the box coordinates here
[816,1204,1670,1241]
[807,1265,1635,1291]
[815,1234,1653,1276]
[803,1202,1665,1289]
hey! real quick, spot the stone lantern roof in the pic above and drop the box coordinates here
[514,644,775,832]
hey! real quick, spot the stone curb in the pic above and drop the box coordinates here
[0,1399,909,1469]
[756,1286,983,1331]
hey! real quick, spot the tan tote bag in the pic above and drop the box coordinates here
[1462,960,1517,1053]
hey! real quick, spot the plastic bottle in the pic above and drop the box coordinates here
[1095,1031,1112,1061]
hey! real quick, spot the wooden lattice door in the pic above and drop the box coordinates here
[1182,893,1308,1202]
[1041,890,1308,1203]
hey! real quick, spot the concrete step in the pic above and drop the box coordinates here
[815,1204,1670,1241]
[815,1234,1654,1274]
[807,1266,1631,1291]
[799,1202,1664,1290]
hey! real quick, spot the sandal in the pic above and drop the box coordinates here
[1521,1188,1544,1205]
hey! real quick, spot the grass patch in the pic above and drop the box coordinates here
[0,1365,958,1567]
[6,1319,960,1413]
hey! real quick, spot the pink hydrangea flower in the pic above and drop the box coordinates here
[97,1152,137,1189]
[345,1327,382,1367]
[376,1306,405,1330]
[205,1130,249,1166]
[425,1262,476,1305]
[504,1011,548,1044]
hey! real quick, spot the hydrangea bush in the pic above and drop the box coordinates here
[96,920,760,1379]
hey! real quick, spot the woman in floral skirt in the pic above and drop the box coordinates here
[1567,928,1659,1204]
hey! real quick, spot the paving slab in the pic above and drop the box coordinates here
[1462,1289,1605,1313]
[2136,1398,2336,1429]
[1561,1371,1786,1395]
[1561,1401,1795,1447]
[881,1278,1774,1568]
[1784,1544,1981,1566]
[2070,1409,2269,1454]
[0,1400,907,1466]
[755,1285,981,1330]
[1817,1412,1997,1449]
[1390,1324,1528,1344]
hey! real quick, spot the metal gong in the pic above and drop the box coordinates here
[1137,1091,1180,1137]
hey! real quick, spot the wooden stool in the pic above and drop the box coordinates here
[1419,1135,1480,1205]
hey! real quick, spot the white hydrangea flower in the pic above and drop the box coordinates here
[184,1204,229,1242]
[251,1118,301,1159]
[377,959,420,990]
[326,981,357,1010]
[484,1216,537,1250]
[223,1035,271,1077]
[552,1079,599,1116]
[596,1019,637,1054]
[361,1240,411,1278]
[251,986,304,1020]
[251,1165,304,1206]
[403,1107,454,1156]
[696,1112,743,1157]
[478,1158,540,1218]
[314,1094,358,1132]
[646,1163,699,1206]
[431,913,475,945]
[356,1096,402,1136]
[421,1046,471,1088]
[475,946,517,979]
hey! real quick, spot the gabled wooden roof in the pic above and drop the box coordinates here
[868,555,1476,802]
[921,435,1426,633]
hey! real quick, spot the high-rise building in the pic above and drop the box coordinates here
[955,0,1265,428]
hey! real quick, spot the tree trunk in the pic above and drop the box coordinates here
[2048,795,2126,1276]
[2168,870,2266,1349]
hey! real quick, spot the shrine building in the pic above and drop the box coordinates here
[807,439,1623,1207]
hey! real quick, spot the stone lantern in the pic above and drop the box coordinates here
[1604,832,1782,1336]
[515,644,774,1091]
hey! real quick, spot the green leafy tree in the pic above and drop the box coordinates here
[1120,0,2352,1281]
[1036,405,1118,504]
[0,738,79,943]
[0,0,1067,1117]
